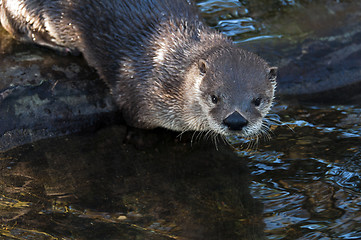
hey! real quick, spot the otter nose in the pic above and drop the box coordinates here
[223,111,248,131]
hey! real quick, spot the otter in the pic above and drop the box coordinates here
[0,0,277,137]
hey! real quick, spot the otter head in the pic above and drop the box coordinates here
[184,46,277,138]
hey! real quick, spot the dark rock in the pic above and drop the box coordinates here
[240,0,361,104]
[0,29,119,151]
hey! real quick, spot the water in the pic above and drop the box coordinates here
[1,0,361,239]
[246,104,361,239]
[1,104,360,239]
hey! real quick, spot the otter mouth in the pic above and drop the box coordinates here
[219,119,264,138]
[227,128,259,137]
[222,128,253,137]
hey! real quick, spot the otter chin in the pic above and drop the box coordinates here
[0,0,277,138]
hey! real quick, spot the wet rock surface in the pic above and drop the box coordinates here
[0,29,119,151]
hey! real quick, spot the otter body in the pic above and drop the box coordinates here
[0,0,277,137]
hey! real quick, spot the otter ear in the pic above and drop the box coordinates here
[268,67,277,82]
[198,59,208,75]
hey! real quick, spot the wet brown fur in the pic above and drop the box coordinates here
[0,0,277,136]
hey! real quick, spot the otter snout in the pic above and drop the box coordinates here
[223,111,248,131]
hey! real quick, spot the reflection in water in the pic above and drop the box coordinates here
[0,128,264,239]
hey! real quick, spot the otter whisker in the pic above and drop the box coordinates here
[211,131,220,150]
[176,130,187,140]
[204,129,214,141]
[260,123,272,141]
[243,138,253,152]
[266,117,294,132]
[251,135,259,151]
[196,130,206,143]
[190,131,198,147]
[220,134,231,147]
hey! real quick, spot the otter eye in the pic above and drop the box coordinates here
[253,98,262,107]
[211,95,219,104]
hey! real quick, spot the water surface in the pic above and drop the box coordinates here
[242,104,361,239]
